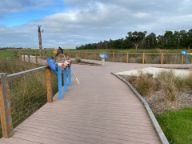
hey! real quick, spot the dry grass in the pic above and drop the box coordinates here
[0,59,58,138]
[127,73,158,97]
[0,59,39,73]
[157,71,178,101]
[123,70,192,113]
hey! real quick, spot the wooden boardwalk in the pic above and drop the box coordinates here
[0,62,161,144]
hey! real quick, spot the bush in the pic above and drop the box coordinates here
[127,73,157,97]
[157,71,178,101]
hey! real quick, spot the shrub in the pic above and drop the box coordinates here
[128,73,157,97]
[157,71,178,101]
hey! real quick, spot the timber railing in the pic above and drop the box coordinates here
[18,49,189,64]
[0,66,57,138]
[65,51,188,64]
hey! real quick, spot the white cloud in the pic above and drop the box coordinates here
[0,0,192,48]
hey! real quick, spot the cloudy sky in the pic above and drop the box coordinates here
[0,0,192,48]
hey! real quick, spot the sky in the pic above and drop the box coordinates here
[0,0,192,48]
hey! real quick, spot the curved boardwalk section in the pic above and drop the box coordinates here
[0,63,160,144]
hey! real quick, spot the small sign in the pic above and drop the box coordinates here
[99,53,108,60]
[181,50,187,56]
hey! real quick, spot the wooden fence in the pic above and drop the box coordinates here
[0,66,54,138]
[18,49,189,64]
[65,51,188,64]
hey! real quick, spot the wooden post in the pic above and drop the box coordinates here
[142,53,145,64]
[23,54,25,62]
[84,52,87,59]
[35,53,38,64]
[181,55,184,64]
[0,74,13,138]
[45,68,53,103]
[18,50,21,60]
[126,53,129,63]
[112,52,115,62]
[28,54,30,63]
[160,53,164,64]
[95,52,97,60]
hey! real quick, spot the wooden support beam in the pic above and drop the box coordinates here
[84,52,87,59]
[28,54,30,63]
[23,54,25,62]
[126,53,129,63]
[0,74,13,138]
[45,68,53,103]
[35,54,38,64]
[112,52,115,62]
[181,55,184,64]
[142,53,145,64]
[160,53,164,64]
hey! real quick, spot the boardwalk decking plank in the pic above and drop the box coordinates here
[0,63,161,144]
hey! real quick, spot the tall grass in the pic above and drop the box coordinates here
[157,71,178,101]
[0,49,19,59]
[0,59,39,73]
[127,73,158,97]
[0,59,58,138]
[126,71,192,102]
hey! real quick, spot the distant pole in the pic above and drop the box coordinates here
[38,25,43,56]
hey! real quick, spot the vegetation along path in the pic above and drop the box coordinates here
[1,61,185,144]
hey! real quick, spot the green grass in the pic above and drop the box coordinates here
[0,59,39,73]
[157,108,192,144]
[0,49,18,59]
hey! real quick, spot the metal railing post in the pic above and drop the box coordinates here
[0,74,13,138]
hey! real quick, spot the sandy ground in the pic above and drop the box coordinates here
[117,67,191,78]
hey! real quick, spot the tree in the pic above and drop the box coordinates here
[145,33,157,49]
[127,31,147,51]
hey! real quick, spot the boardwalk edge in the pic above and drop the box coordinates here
[111,72,169,144]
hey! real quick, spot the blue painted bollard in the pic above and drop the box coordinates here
[57,65,63,100]
[67,65,72,86]
[64,67,68,92]
[47,57,72,100]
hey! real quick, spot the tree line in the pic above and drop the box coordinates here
[76,29,192,50]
